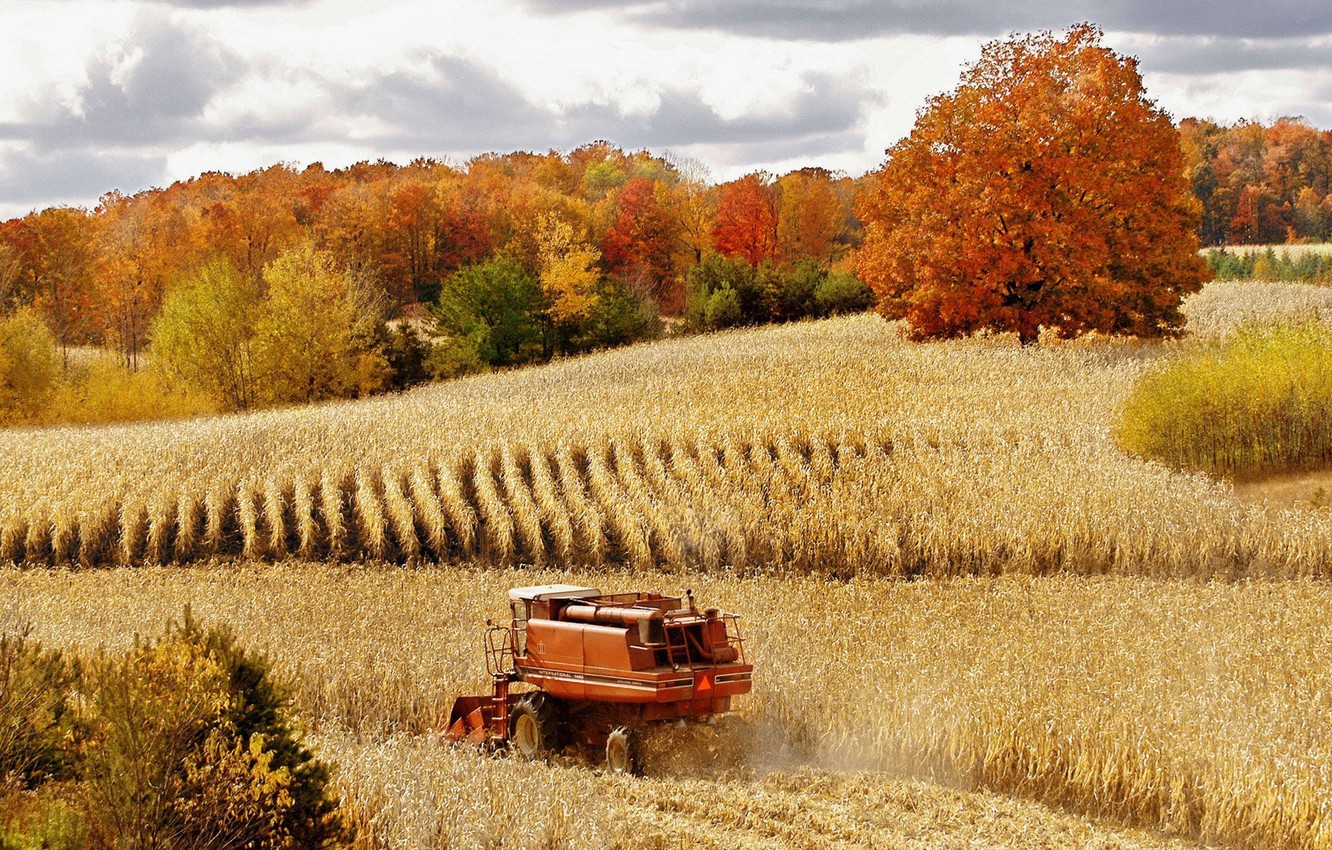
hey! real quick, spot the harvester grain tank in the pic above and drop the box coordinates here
[446,585,753,774]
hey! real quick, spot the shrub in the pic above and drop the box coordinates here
[703,287,743,329]
[1116,320,1332,477]
[0,613,343,850]
[430,258,546,368]
[1205,247,1332,284]
[0,310,60,425]
[45,360,216,426]
[814,271,876,316]
[568,277,660,353]
[684,254,757,330]
[0,630,76,787]
[382,324,432,391]
[772,259,822,321]
[83,612,342,849]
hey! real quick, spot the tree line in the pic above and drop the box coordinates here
[0,150,862,366]
[1181,116,1332,246]
[3,32,1332,424]
[0,147,878,423]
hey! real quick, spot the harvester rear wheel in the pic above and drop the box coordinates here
[509,693,562,760]
[605,727,641,775]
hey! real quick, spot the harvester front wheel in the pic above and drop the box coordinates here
[510,694,562,760]
[605,727,641,775]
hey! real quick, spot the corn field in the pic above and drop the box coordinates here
[0,563,1319,849]
[1,302,1329,577]
[3,285,1331,847]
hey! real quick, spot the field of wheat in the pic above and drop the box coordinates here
[1,282,1329,579]
[1,563,1325,849]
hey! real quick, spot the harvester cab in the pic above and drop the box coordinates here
[445,584,752,774]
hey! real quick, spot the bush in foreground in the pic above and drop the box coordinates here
[1116,320,1332,477]
[0,613,343,850]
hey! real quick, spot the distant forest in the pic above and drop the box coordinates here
[0,118,1327,364]
[1181,117,1332,246]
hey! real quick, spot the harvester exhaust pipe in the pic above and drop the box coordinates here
[563,605,666,645]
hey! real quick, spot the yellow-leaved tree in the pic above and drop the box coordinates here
[254,244,389,405]
[535,213,600,324]
[0,308,60,424]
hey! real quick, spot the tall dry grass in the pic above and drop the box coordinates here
[1,291,1329,577]
[1181,280,1332,340]
[0,564,1249,850]
[1117,320,1332,478]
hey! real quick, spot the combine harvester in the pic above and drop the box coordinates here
[446,585,753,774]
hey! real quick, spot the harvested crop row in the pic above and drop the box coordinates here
[3,309,1331,577]
[3,426,1328,577]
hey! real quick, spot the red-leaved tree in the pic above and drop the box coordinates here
[713,173,778,267]
[856,24,1209,344]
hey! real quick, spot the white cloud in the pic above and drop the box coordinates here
[0,0,1330,217]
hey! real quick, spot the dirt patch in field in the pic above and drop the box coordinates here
[1232,468,1332,510]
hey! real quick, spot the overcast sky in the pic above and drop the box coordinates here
[1,0,1330,220]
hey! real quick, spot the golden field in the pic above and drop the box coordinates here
[6,562,1310,850]
[3,281,1332,847]
[1,281,1330,579]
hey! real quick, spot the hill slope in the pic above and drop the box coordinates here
[1,302,1328,576]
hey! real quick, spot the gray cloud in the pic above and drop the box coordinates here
[0,146,167,208]
[1133,36,1332,76]
[328,55,875,159]
[1,14,239,149]
[521,0,1332,41]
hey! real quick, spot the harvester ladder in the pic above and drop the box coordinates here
[664,624,692,666]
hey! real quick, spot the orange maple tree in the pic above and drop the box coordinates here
[856,24,1209,344]
[713,173,778,267]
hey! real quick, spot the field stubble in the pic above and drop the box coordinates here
[2,284,1331,847]
[0,563,1271,850]
[1,290,1330,579]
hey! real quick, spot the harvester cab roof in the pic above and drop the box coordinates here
[447,585,752,775]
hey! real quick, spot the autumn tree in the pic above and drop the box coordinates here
[0,308,60,424]
[535,212,600,324]
[151,259,262,411]
[254,244,389,405]
[0,242,21,311]
[602,177,678,309]
[97,191,191,369]
[775,169,845,266]
[665,155,717,269]
[17,208,100,360]
[713,174,778,267]
[856,24,1209,344]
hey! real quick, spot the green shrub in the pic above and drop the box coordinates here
[684,254,757,329]
[568,277,661,352]
[80,611,342,849]
[0,631,76,787]
[814,271,876,316]
[1205,247,1332,283]
[704,287,743,329]
[0,613,343,850]
[1116,320,1332,478]
[772,259,821,321]
[430,257,546,368]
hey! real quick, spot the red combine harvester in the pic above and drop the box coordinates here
[446,585,753,774]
